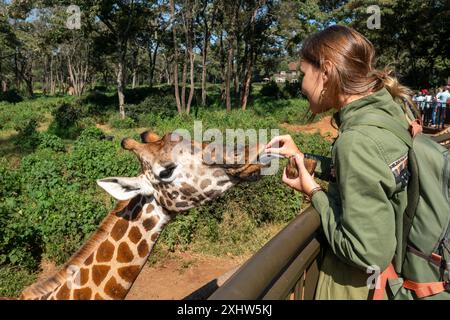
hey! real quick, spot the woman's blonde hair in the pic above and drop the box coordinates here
[300,25,419,117]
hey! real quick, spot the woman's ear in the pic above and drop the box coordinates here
[322,60,333,86]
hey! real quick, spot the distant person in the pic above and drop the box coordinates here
[436,86,450,128]
[265,25,421,300]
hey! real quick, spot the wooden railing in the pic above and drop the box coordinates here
[202,206,322,300]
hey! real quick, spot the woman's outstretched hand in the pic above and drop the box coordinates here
[265,135,301,158]
[265,135,321,196]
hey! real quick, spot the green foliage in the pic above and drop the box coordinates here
[0,127,140,271]
[260,81,285,99]
[37,132,65,152]
[108,114,137,129]
[253,98,310,124]
[283,82,302,99]
[128,94,178,121]
[48,101,89,139]
[13,118,40,150]
[0,89,23,103]
[0,266,37,298]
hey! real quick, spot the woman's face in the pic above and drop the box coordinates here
[300,60,326,114]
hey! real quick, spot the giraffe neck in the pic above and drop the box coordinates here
[20,195,171,300]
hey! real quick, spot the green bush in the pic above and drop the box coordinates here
[37,132,65,152]
[127,94,178,120]
[108,114,136,129]
[48,101,83,139]
[283,82,302,98]
[0,89,23,103]
[0,266,37,298]
[65,127,139,185]
[259,81,285,99]
[13,118,40,150]
[81,90,116,107]
[0,197,43,270]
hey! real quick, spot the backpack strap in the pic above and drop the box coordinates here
[340,112,420,271]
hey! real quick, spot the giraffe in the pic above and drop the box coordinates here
[18,130,274,300]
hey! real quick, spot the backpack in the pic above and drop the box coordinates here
[342,112,450,300]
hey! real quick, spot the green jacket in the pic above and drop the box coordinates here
[311,88,411,300]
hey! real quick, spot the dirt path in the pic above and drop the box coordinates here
[281,115,338,141]
[36,251,245,300]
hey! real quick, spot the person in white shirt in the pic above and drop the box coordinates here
[436,87,450,128]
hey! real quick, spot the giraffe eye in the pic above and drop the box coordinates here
[159,165,177,180]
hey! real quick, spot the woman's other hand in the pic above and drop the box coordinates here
[265,135,301,158]
[282,154,321,195]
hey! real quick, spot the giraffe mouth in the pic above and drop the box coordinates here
[219,144,279,181]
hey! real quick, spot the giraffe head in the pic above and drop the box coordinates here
[97,130,272,212]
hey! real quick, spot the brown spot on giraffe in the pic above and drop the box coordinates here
[158,197,166,207]
[213,170,225,177]
[110,219,129,241]
[200,179,211,189]
[180,182,197,195]
[137,240,149,258]
[92,265,111,286]
[151,232,160,242]
[205,190,220,198]
[176,201,189,208]
[143,216,159,232]
[117,242,134,263]
[146,204,154,213]
[217,180,230,187]
[95,293,104,300]
[84,253,94,266]
[73,287,92,300]
[79,268,89,286]
[56,283,70,300]
[128,226,142,244]
[118,265,141,283]
[104,277,127,300]
[96,240,115,263]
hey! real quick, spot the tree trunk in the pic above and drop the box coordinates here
[50,54,55,95]
[200,3,217,107]
[170,0,182,114]
[131,47,138,89]
[186,7,195,114]
[225,45,234,112]
[201,33,208,106]
[117,48,127,119]
[241,51,255,111]
[219,31,226,103]
[181,51,188,112]
[149,41,159,87]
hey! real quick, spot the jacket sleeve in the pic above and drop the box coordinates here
[311,130,397,272]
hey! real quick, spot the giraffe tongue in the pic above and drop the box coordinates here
[257,152,285,165]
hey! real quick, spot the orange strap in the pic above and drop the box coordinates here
[372,263,448,300]
[373,264,398,300]
[403,280,447,299]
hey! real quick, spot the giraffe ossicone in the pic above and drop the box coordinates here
[18,130,277,300]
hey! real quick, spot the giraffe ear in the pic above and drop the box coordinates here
[97,177,154,201]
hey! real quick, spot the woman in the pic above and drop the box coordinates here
[265,25,417,300]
